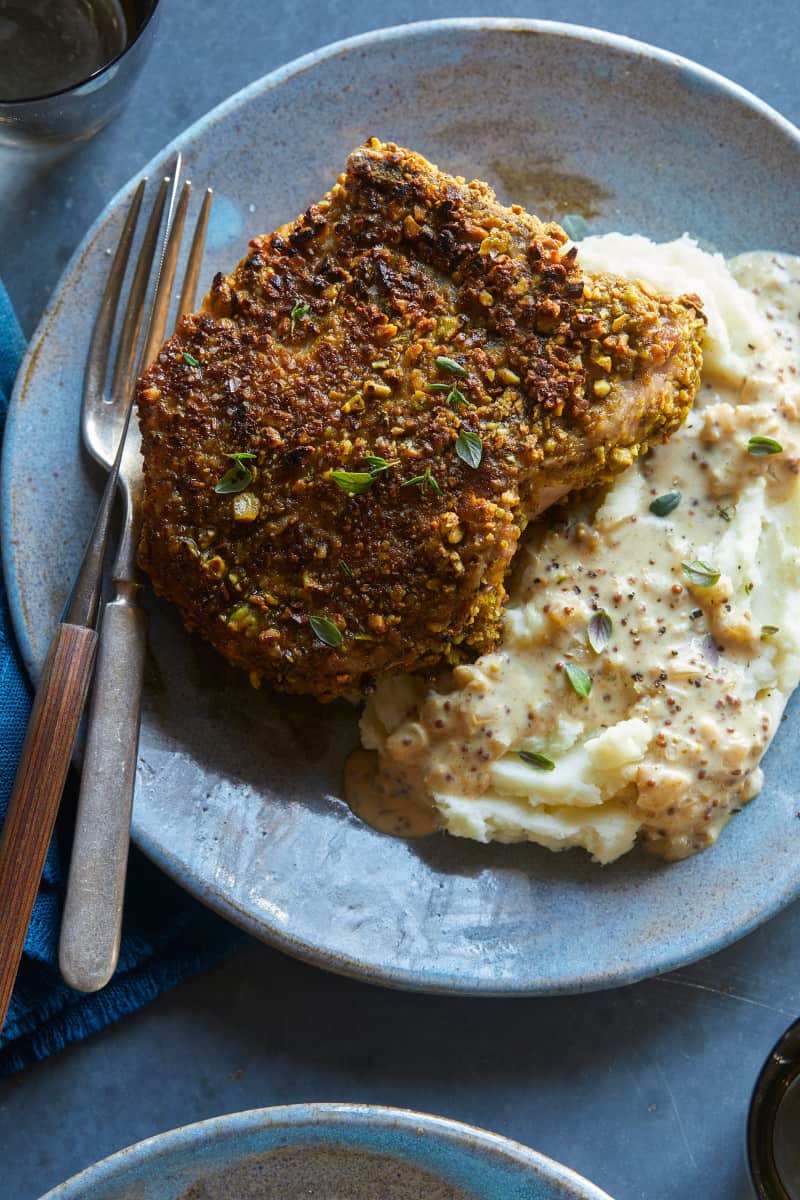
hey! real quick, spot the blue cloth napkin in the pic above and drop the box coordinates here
[0,281,248,1076]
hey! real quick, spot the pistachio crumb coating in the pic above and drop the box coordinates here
[137,139,705,701]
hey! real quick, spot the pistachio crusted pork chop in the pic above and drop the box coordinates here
[137,140,705,701]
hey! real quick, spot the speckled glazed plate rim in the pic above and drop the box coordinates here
[39,1103,615,1200]
[5,19,800,998]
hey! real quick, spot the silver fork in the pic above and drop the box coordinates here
[58,168,213,994]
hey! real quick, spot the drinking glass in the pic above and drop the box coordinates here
[749,1018,800,1199]
[0,0,160,147]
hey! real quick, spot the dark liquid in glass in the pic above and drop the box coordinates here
[774,1072,800,1198]
[0,0,129,101]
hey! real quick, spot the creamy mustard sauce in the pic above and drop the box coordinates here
[345,747,440,836]
[350,239,800,862]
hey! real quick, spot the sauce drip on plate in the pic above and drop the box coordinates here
[344,749,439,837]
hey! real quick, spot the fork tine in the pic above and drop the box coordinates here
[139,177,191,364]
[66,160,183,629]
[176,188,213,320]
[138,180,192,370]
[107,174,171,408]
[82,179,145,422]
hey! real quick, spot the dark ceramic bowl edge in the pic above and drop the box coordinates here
[38,1103,615,1200]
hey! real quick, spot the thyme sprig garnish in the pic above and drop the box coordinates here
[518,750,556,771]
[309,615,343,648]
[329,470,374,495]
[182,351,200,368]
[435,355,468,377]
[649,491,681,517]
[682,560,720,588]
[401,466,443,495]
[330,455,399,494]
[339,560,355,582]
[587,611,612,654]
[564,663,592,697]
[362,455,399,476]
[455,428,482,468]
[429,382,471,411]
[214,452,257,494]
[290,301,310,334]
[747,436,783,456]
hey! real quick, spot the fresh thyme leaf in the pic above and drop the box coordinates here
[401,466,442,495]
[339,559,355,582]
[518,750,556,771]
[215,467,251,494]
[435,355,468,377]
[214,452,257,494]
[455,428,483,468]
[564,662,592,697]
[747,435,783,456]
[760,624,780,639]
[182,352,200,368]
[717,504,734,522]
[682,560,720,588]
[330,469,375,495]
[309,614,343,648]
[587,611,612,654]
[561,213,589,241]
[362,455,398,476]
[649,490,681,517]
[427,383,453,391]
[290,301,310,334]
[447,385,470,411]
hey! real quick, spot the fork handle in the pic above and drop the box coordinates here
[59,586,147,993]
[0,622,97,1030]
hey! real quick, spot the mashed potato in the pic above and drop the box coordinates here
[352,237,800,863]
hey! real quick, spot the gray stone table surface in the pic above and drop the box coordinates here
[1,2,799,1198]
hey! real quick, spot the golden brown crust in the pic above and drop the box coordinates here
[137,139,704,701]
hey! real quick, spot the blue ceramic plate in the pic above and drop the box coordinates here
[39,1104,614,1200]
[4,20,800,995]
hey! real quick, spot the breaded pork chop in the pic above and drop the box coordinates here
[137,139,704,701]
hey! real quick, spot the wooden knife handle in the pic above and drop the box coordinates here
[0,622,97,1030]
